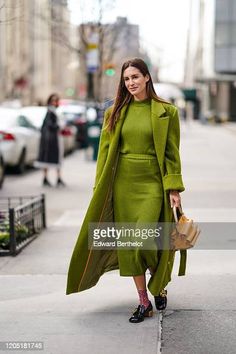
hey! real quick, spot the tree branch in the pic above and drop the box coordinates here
[0,0,24,24]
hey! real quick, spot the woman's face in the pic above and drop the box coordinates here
[123,66,149,100]
[51,96,60,108]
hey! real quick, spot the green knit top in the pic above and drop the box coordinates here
[119,99,156,155]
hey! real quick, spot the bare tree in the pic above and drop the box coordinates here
[0,0,5,14]
[0,0,23,24]
[26,0,126,101]
[77,0,122,102]
[30,2,80,55]
[1,0,136,103]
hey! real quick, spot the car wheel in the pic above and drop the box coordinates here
[0,156,5,189]
[16,148,26,174]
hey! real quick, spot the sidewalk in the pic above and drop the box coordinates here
[222,121,236,135]
[163,119,236,354]
[0,225,162,354]
[0,120,236,354]
[0,151,162,354]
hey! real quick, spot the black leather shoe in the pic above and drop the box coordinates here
[43,177,52,187]
[57,178,66,187]
[154,289,167,311]
[129,301,153,323]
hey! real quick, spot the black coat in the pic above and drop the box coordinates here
[38,109,60,164]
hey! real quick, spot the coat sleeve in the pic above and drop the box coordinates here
[93,108,111,191]
[163,107,185,192]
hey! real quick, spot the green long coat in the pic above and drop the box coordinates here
[66,99,186,296]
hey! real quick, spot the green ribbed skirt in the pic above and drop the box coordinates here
[113,153,164,276]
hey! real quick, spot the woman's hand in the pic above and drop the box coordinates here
[169,190,181,208]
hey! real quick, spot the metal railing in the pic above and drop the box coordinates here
[0,194,46,256]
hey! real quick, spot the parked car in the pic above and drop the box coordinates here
[57,104,89,148]
[0,108,40,173]
[19,106,77,155]
[0,133,5,188]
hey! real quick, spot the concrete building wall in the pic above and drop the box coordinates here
[30,0,52,104]
[0,0,77,105]
[185,0,236,121]
[184,0,215,85]
[0,4,7,102]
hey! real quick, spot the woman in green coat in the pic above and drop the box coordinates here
[66,58,186,323]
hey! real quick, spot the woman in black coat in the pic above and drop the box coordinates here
[36,93,65,187]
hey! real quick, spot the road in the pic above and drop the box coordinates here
[0,120,236,354]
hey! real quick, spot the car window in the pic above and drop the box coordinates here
[19,108,47,129]
[17,115,37,129]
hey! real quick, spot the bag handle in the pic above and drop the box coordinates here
[173,205,184,223]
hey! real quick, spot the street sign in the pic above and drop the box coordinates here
[86,32,99,73]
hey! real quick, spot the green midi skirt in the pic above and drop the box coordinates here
[113,153,164,276]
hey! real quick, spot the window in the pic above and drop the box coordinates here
[17,115,36,129]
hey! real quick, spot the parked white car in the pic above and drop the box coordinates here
[0,133,5,188]
[0,108,40,173]
[19,106,77,155]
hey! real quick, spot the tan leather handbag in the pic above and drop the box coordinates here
[170,205,201,251]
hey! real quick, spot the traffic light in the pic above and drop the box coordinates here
[65,87,75,97]
[104,63,115,76]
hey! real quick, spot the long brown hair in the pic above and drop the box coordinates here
[106,58,170,132]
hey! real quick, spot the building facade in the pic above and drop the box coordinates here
[0,0,78,105]
[185,0,236,122]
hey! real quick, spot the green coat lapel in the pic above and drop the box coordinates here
[151,99,169,175]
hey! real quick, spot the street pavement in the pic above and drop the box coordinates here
[0,120,236,354]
